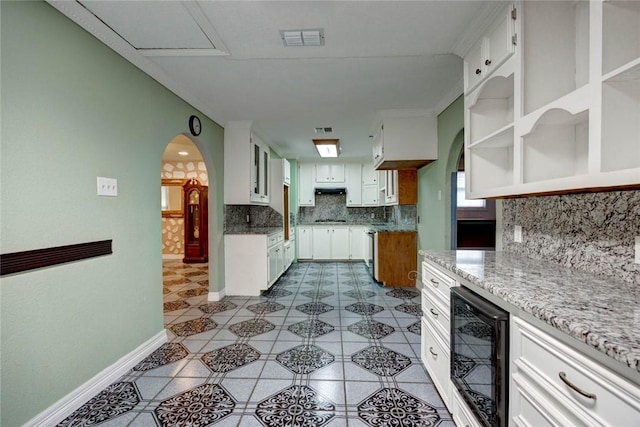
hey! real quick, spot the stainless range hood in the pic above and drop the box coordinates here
[314,188,346,195]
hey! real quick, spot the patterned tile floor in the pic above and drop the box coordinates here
[58,260,453,427]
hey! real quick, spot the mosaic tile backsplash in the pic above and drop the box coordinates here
[224,205,283,229]
[299,194,417,228]
[502,190,640,285]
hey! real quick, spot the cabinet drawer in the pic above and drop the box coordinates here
[421,317,451,410]
[421,288,449,343]
[268,232,284,247]
[511,317,640,426]
[421,261,455,303]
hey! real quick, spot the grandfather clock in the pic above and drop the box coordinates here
[182,178,208,263]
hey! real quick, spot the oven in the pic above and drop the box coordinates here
[450,286,509,427]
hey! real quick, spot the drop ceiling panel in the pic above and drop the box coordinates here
[79,1,213,49]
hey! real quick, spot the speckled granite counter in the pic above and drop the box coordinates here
[224,226,283,236]
[420,250,640,378]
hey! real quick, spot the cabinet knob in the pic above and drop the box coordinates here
[430,308,439,318]
[429,347,438,358]
[430,278,439,287]
[475,68,481,75]
[485,59,492,66]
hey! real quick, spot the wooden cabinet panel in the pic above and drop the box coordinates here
[377,231,417,286]
[397,169,418,205]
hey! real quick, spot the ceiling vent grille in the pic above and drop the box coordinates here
[281,29,325,47]
[314,127,333,134]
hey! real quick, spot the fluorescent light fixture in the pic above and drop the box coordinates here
[178,151,189,156]
[313,139,340,158]
[280,29,324,47]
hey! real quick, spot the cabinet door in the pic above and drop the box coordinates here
[330,164,345,182]
[268,244,279,285]
[385,170,398,205]
[283,159,291,185]
[261,148,270,202]
[250,139,262,202]
[297,226,313,259]
[362,163,379,186]
[315,164,332,183]
[298,163,315,206]
[312,227,332,259]
[464,41,484,92]
[346,164,362,206]
[331,227,350,259]
[372,125,384,168]
[362,185,379,206]
[485,5,515,75]
[349,226,365,260]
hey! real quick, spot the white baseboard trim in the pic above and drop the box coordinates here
[24,329,167,427]
[208,289,226,301]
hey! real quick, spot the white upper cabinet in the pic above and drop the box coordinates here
[464,1,640,199]
[315,163,345,184]
[464,4,516,94]
[224,121,270,205]
[298,163,315,206]
[283,158,291,186]
[371,111,438,170]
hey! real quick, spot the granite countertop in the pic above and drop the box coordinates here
[420,250,640,375]
[224,226,283,236]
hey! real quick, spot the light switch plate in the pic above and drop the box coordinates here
[635,236,640,264]
[97,177,118,196]
[514,225,523,243]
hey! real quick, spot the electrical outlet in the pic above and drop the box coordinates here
[97,177,118,196]
[635,236,640,264]
[371,213,375,219]
[514,225,523,243]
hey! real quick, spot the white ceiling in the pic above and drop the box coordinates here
[51,0,500,162]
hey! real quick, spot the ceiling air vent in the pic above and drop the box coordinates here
[314,127,333,134]
[280,29,325,47]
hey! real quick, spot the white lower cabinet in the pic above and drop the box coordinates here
[312,226,349,260]
[225,231,286,296]
[421,317,452,410]
[510,316,640,427]
[284,241,293,270]
[297,226,313,259]
[420,261,455,412]
[451,388,482,427]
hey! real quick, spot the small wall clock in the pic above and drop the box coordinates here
[188,115,202,136]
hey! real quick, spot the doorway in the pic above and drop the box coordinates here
[161,134,210,324]
[451,148,496,250]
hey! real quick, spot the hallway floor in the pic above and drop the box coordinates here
[58,260,453,426]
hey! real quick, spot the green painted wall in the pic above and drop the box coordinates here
[0,2,224,425]
[417,96,465,251]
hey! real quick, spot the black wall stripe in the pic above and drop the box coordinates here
[0,240,112,276]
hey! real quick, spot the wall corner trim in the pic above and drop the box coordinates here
[23,329,168,427]
[208,289,226,301]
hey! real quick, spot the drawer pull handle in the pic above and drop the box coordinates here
[558,372,597,400]
[430,308,439,318]
[429,278,439,287]
[429,347,438,358]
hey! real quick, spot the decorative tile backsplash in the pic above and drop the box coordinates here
[502,190,640,285]
[224,205,283,229]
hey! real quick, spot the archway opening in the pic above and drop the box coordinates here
[160,134,210,325]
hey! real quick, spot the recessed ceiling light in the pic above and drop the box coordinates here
[280,29,324,47]
[178,151,189,156]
